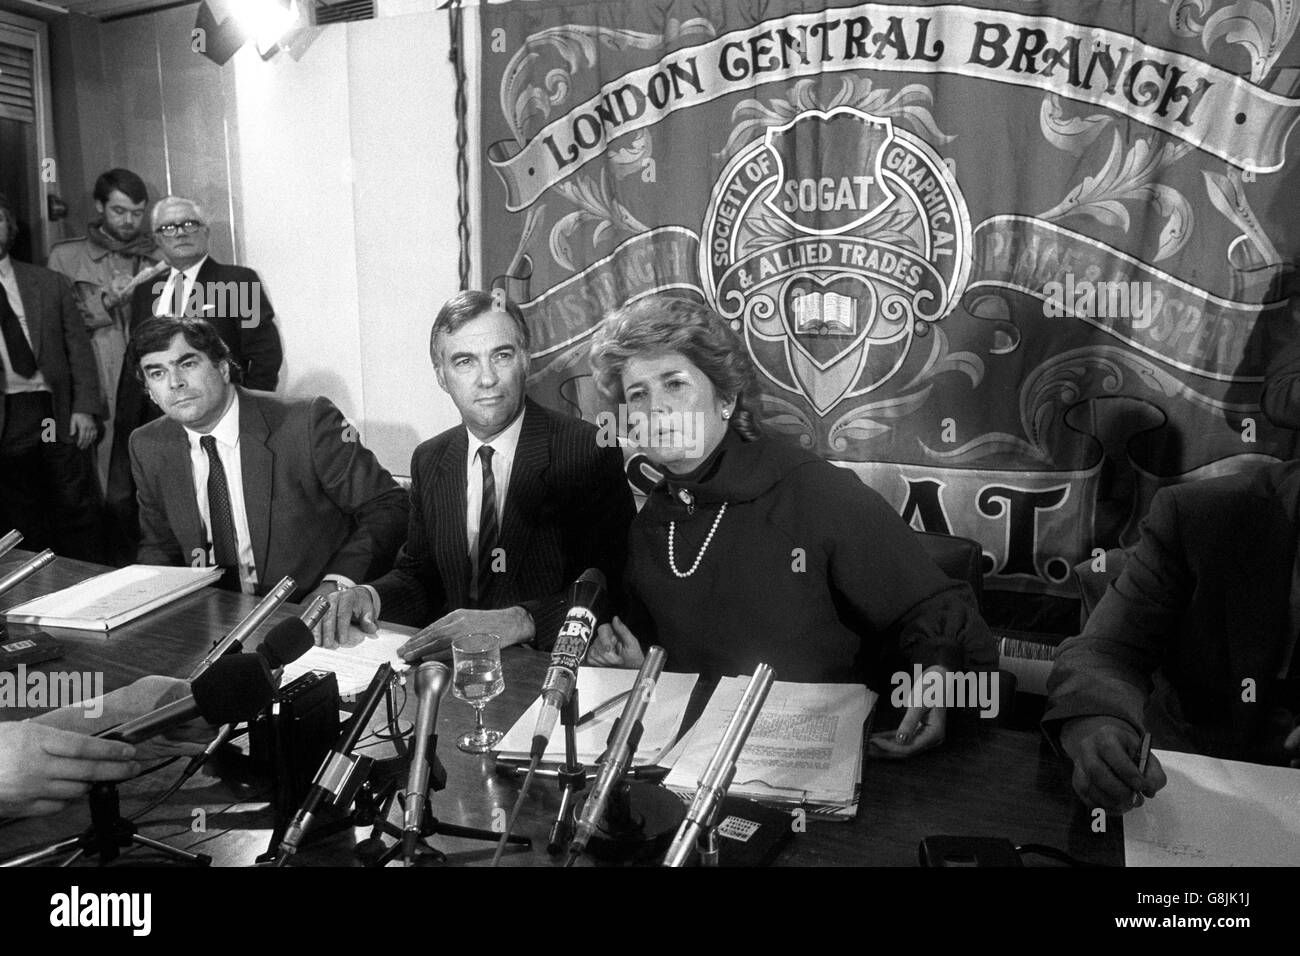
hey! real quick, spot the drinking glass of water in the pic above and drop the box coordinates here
[452,632,505,753]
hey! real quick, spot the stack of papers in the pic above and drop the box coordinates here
[496,667,699,765]
[664,678,874,817]
[4,565,222,632]
[281,625,411,697]
[1124,750,1300,866]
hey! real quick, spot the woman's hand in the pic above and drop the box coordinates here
[870,664,948,758]
[587,616,645,668]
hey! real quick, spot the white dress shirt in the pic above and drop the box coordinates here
[156,256,209,317]
[465,408,525,567]
[185,390,258,593]
[0,254,50,394]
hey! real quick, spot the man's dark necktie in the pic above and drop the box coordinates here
[0,283,37,378]
[169,273,186,317]
[471,445,499,607]
[200,435,240,590]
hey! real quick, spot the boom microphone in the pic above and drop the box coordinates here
[663,664,775,867]
[529,569,607,759]
[100,654,276,746]
[402,661,451,863]
[188,576,295,679]
[0,549,55,597]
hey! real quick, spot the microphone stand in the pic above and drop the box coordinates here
[1,781,211,867]
[547,690,586,854]
[356,728,530,867]
[259,673,408,863]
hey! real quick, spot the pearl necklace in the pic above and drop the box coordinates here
[668,501,728,578]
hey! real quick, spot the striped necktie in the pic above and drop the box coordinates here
[471,444,498,607]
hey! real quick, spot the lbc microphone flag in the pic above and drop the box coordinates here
[477,0,1300,608]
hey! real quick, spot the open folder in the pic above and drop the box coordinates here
[3,564,223,633]
[496,668,699,765]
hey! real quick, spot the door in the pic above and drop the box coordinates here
[0,11,55,264]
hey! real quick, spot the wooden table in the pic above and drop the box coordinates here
[0,551,1121,867]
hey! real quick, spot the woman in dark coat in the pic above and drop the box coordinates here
[585,296,997,755]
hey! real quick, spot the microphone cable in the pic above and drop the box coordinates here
[491,754,540,867]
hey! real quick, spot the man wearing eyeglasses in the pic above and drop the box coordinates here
[130,196,282,392]
[112,196,284,558]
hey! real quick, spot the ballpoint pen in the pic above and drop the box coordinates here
[1132,731,1152,808]
[576,688,633,726]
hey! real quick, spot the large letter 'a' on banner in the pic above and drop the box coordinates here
[477,0,1300,609]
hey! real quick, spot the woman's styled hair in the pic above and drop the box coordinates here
[588,295,763,441]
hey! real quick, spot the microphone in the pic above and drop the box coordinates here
[568,646,666,861]
[256,618,315,678]
[0,549,54,597]
[662,664,775,867]
[277,662,394,862]
[100,653,277,745]
[299,594,330,630]
[0,530,21,560]
[402,661,451,863]
[165,618,317,797]
[187,576,295,679]
[529,569,607,759]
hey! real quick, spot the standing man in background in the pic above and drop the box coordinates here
[47,169,162,563]
[0,194,105,561]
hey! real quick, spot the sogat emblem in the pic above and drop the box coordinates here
[701,107,971,414]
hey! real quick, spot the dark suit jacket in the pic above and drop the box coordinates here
[130,387,410,603]
[372,398,634,647]
[117,256,284,442]
[0,260,103,443]
[1045,462,1300,762]
[129,256,282,389]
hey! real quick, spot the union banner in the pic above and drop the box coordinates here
[478,0,1300,605]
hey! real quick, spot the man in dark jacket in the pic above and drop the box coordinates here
[315,291,634,657]
[1045,463,1300,813]
[0,194,105,560]
[113,195,285,560]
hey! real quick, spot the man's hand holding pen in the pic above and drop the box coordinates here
[1060,716,1167,813]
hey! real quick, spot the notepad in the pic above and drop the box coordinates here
[3,564,223,632]
[280,624,412,697]
[665,678,874,818]
[1124,749,1300,867]
[496,667,699,765]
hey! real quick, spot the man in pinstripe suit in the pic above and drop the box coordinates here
[316,291,634,656]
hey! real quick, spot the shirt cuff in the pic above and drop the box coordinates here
[362,584,382,621]
[322,574,356,589]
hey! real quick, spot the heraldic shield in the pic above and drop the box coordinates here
[702,104,969,418]
[763,108,897,235]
